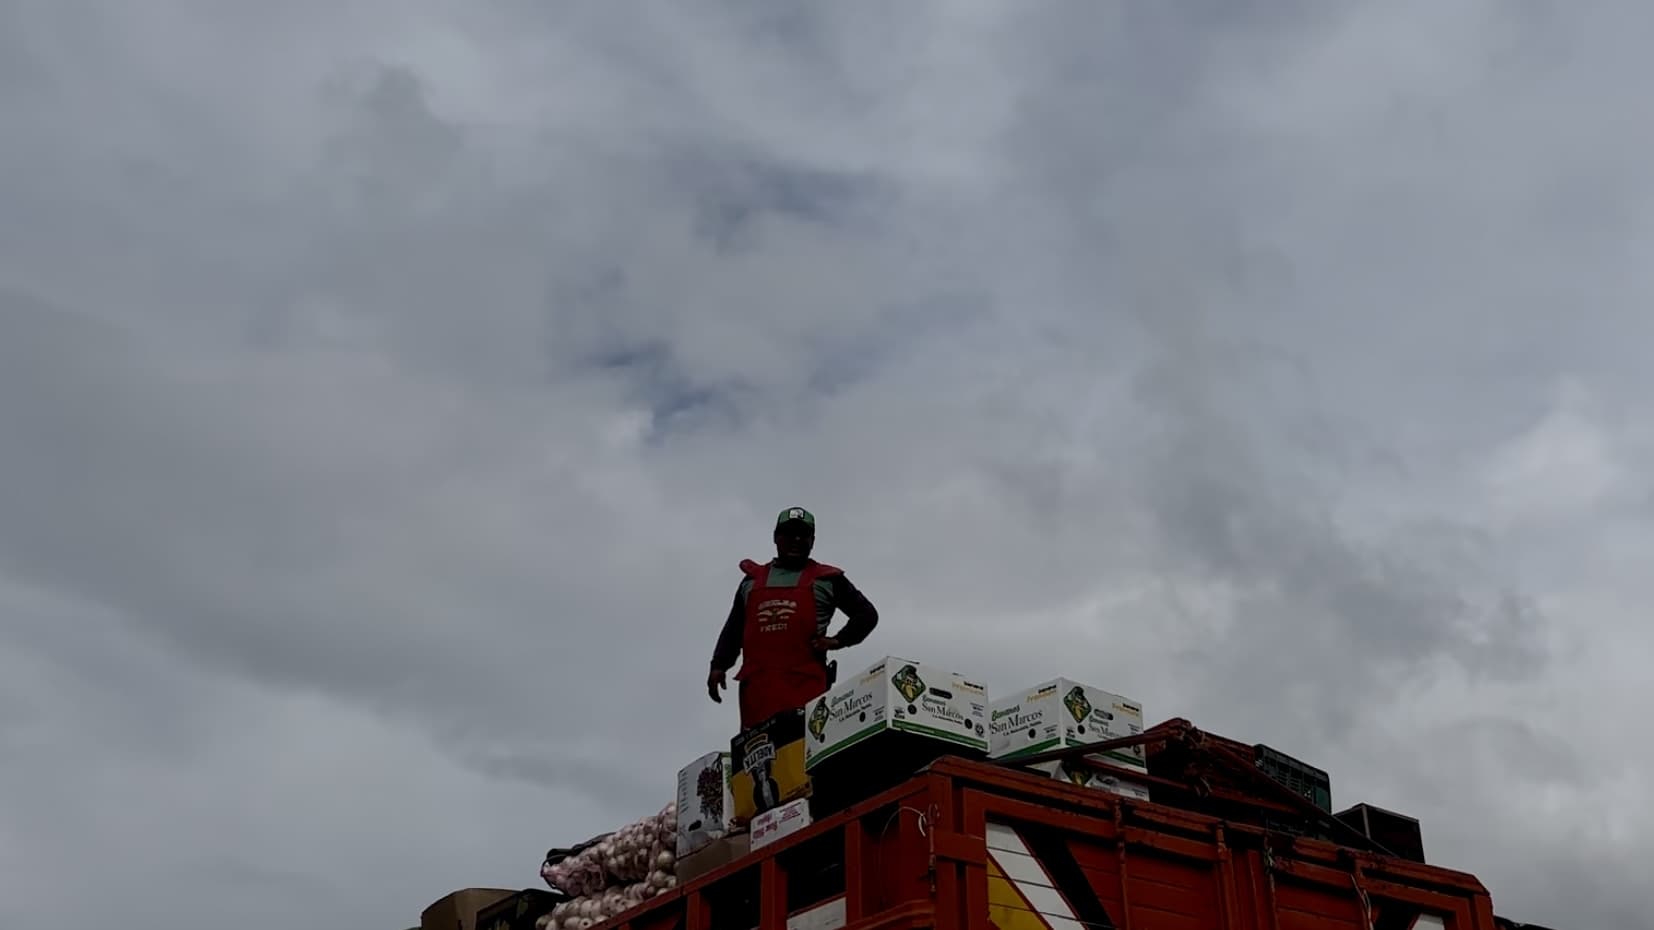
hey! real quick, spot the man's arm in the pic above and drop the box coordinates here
[825,573,879,647]
[707,583,747,704]
[710,585,746,672]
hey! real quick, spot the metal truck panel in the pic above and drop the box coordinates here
[598,745,1502,930]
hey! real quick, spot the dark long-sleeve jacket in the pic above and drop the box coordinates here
[710,563,879,674]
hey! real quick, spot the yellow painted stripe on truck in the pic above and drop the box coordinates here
[987,856,1052,930]
[985,822,1083,930]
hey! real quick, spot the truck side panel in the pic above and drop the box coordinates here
[602,757,1497,930]
[988,819,1227,930]
[956,766,1497,930]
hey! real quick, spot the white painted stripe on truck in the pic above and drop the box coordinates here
[741,896,846,930]
[985,821,1084,930]
[787,897,846,930]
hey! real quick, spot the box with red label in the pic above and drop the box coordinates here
[750,798,813,850]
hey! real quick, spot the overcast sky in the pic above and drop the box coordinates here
[1,2,1648,928]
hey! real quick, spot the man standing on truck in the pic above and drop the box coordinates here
[706,507,879,728]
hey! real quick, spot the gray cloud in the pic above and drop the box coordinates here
[0,2,1647,929]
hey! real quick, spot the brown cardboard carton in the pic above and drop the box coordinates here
[674,833,752,884]
[730,709,810,824]
[476,890,561,930]
[422,888,516,930]
[677,751,736,856]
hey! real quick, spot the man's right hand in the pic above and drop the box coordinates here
[707,667,727,703]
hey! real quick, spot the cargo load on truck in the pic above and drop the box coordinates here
[418,656,1560,930]
[500,805,682,930]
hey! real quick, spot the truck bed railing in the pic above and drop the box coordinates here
[596,735,1504,930]
[992,717,1402,859]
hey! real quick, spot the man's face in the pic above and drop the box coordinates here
[774,522,815,560]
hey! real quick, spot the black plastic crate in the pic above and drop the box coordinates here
[1258,814,1332,841]
[1335,803,1425,863]
[1253,744,1331,813]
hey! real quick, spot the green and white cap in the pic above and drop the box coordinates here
[776,506,816,529]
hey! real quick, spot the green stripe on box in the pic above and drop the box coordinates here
[999,738,1062,761]
[809,719,991,771]
[1098,749,1146,770]
[1001,742,1146,771]
[893,719,988,751]
[805,722,885,769]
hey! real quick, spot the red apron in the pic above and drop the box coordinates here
[734,558,840,728]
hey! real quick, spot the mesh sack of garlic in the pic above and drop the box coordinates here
[540,801,679,917]
[541,876,679,930]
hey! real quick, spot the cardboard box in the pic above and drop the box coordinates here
[677,751,736,856]
[731,708,811,824]
[422,889,516,930]
[750,798,813,850]
[804,657,989,771]
[674,833,752,884]
[1033,760,1152,802]
[989,679,1146,772]
[475,890,560,930]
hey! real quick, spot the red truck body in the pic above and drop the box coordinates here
[603,720,1517,930]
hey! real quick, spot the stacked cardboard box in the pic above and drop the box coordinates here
[476,890,560,930]
[673,833,750,884]
[989,678,1151,802]
[731,708,812,825]
[676,751,735,857]
[803,656,990,809]
[422,889,516,930]
[674,750,748,884]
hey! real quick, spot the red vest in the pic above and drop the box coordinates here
[734,558,841,727]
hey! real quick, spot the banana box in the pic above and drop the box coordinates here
[989,678,1146,772]
[730,707,811,825]
[1033,759,1153,801]
[804,656,989,771]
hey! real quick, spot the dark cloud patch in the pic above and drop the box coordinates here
[675,153,885,254]
[803,293,992,398]
[318,64,468,208]
[465,748,665,812]
[1126,334,1550,740]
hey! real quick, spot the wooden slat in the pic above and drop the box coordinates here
[932,831,987,866]
[843,820,865,923]
[761,858,787,930]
